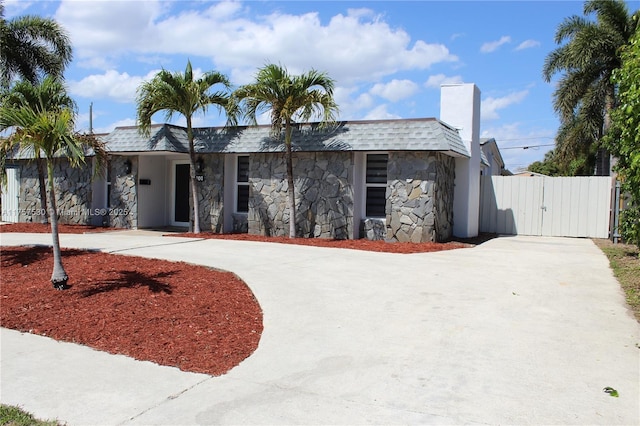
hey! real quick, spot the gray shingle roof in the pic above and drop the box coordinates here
[103,118,470,158]
[5,141,104,160]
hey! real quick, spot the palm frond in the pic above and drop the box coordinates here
[544,0,637,172]
[1,12,71,86]
[136,61,235,135]
[234,63,339,137]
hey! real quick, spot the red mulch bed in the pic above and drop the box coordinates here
[1,221,482,253]
[174,232,472,254]
[0,245,262,376]
[0,222,109,234]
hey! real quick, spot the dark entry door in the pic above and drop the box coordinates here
[174,164,190,223]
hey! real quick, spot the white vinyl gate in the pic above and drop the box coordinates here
[479,176,612,238]
[1,167,20,223]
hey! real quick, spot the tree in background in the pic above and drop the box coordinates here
[0,0,72,88]
[605,20,640,250]
[233,64,338,238]
[136,60,237,234]
[543,0,638,176]
[527,149,561,176]
[0,77,107,289]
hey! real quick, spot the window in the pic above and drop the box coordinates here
[236,156,249,213]
[365,153,388,217]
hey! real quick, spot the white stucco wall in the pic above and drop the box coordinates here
[440,83,481,238]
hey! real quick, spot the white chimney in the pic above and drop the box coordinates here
[440,83,481,238]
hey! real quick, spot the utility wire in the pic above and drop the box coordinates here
[495,136,554,141]
[500,143,555,150]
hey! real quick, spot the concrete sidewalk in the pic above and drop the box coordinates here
[1,232,639,425]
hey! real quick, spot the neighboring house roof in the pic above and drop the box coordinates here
[514,171,548,177]
[480,147,490,167]
[480,137,505,168]
[103,118,470,158]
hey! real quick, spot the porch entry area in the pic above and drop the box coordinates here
[132,156,190,228]
[479,176,612,238]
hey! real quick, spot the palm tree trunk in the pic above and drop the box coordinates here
[285,122,296,238]
[186,117,201,234]
[595,86,616,175]
[46,160,68,290]
[36,156,49,224]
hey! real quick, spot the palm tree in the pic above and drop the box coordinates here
[234,64,338,238]
[2,78,77,221]
[136,60,236,234]
[0,77,106,289]
[0,0,72,88]
[543,0,638,175]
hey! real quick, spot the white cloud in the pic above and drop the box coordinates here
[94,118,137,135]
[515,40,541,51]
[370,79,419,102]
[55,0,168,62]
[68,69,160,103]
[363,105,401,121]
[480,36,511,53]
[424,74,464,88]
[333,86,375,120]
[55,1,457,85]
[4,0,33,16]
[482,90,528,120]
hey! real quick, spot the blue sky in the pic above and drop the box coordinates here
[6,0,636,172]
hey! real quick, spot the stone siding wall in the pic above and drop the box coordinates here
[197,154,224,232]
[433,153,455,241]
[16,159,93,225]
[386,152,455,242]
[361,218,386,241]
[232,213,248,233]
[248,152,354,239]
[109,156,137,228]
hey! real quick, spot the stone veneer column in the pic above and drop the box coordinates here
[247,152,354,239]
[386,152,455,243]
[109,156,137,228]
[197,154,225,232]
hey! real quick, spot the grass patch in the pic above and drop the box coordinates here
[593,239,640,322]
[0,404,60,426]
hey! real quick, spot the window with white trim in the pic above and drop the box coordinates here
[365,153,388,217]
[236,156,249,213]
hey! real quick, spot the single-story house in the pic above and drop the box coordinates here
[2,84,490,242]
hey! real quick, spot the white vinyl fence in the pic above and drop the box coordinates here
[479,176,612,238]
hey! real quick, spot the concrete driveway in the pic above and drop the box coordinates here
[1,232,638,425]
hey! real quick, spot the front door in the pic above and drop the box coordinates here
[174,163,190,224]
